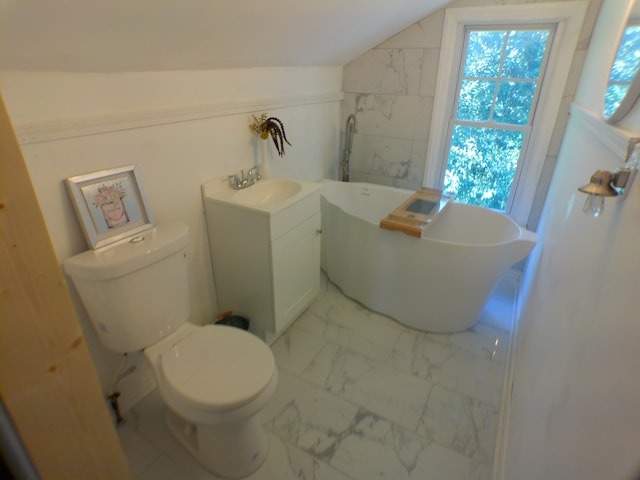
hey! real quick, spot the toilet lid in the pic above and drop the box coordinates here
[159,325,276,410]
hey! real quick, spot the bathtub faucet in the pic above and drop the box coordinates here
[341,114,358,182]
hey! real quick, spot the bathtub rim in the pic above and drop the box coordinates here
[320,180,531,248]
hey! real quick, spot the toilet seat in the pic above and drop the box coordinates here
[159,325,276,412]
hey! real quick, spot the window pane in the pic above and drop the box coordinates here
[502,30,550,79]
[604,84,630,117]
[609,25,640,83]
[456,80,495,121]
[444,125,524,210]
[464,30,505,78]
[494,81,536,125]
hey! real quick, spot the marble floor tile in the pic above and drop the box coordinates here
[283,440,355,480]
[119,273,517,480]
[329,411,471,480]
[271,326,327,375]
[387,329,505,407]
[136,454,216,480]
[262,370,361,461]
[431,348,505,407]
[448,322,511,364]
[418,385,499,464]
[117,423,161,478]
[303,342,432,430]
[295,305,403,362]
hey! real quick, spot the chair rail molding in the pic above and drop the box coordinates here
[570,103,639,158]
[13,91,343,145]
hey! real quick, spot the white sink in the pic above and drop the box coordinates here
[232,178,302,206]
[202,176,322,215]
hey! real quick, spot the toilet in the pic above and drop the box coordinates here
[63,222,278,478]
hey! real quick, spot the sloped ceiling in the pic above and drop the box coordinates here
[0,0,451,72]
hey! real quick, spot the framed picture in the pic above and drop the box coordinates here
[65,165,154,249]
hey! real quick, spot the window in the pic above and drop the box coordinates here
[424,3,587,226]
[604,22,640,118]
[444,27,553,211]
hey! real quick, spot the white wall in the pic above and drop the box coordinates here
[504,1,640,478]
[0,67,342,409]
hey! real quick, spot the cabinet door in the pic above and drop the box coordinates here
[271,213,321,332]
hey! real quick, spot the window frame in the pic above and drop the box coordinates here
[424,2,588,226]
[446,25,555,212]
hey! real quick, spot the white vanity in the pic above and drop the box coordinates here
[202,177,322,342]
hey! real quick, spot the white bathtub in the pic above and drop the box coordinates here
[320,181,537,333]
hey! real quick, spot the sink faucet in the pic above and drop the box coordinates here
[245,166,261,185]
[227,167,262,190]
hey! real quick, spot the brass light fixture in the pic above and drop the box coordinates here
[578,139,639,218]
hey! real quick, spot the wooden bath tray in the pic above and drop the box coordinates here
[379,188,451,238]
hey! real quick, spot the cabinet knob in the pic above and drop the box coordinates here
[315,228,323,235]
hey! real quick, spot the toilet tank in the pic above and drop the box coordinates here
[64,223,191,353]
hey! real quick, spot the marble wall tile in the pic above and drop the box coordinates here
[418,385,499,464]
[419,48,441,97]
[354,94,431,141]
[302,343,432,430]
[341,93,357,122]
[349,135,428,190]
[343,49,423,95]
[349,171,395,187]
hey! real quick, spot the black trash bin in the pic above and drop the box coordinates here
[214,314,250,331]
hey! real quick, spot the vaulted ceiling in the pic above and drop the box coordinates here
[0,0,452,72]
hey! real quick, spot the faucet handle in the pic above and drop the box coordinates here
[247,166,261,183]
[227,174,243,189]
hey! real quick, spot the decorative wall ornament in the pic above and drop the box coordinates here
[250,113,292,156]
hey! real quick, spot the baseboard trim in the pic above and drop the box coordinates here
[492,269,523,480]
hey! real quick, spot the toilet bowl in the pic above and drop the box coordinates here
[145,323,278,478]
[63,223,278,478]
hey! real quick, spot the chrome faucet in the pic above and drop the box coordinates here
[341,114,358,182]
[227,167,261,190]
[245,166,261,185]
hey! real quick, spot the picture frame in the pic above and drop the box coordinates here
[65,165,154,249]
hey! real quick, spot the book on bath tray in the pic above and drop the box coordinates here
[379,188,451,238]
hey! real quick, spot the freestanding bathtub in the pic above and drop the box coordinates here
[320,181,537,333]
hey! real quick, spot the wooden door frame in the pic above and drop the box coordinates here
[0,93,131,479]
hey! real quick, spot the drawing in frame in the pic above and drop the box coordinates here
[65,165,154,249]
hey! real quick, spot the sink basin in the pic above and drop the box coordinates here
[233,179,302,205]
[202,176,322,216]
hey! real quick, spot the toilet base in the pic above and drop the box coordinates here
[165,408,269,478]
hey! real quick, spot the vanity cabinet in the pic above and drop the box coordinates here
[203,181,321,342]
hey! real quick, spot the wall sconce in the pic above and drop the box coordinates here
[578,139,639,218]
